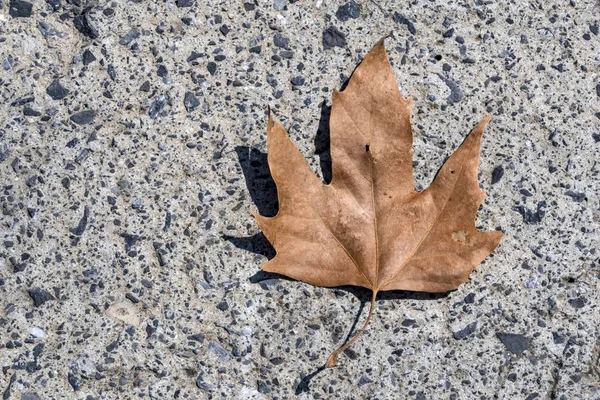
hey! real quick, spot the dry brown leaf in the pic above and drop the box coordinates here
[253,38,503,367]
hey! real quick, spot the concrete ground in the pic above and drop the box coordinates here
[0,0,599,399]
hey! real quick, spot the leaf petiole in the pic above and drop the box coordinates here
[325,290,378,368]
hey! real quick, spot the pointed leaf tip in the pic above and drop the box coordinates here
[479,114,492,128]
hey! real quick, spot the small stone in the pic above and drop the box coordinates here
[196,376,217,392]
[437,74,463,104]
[70,110,95,125]
[46,80,69,100]
[9,0,33,18]
[24,107,41,117]
[358,375,374,387]
[145,322,157,337]
[121,233,140,252]
[219,25,230,36]
[207,62,217,75]
[176,0,194,7]
[125,293,139,303]
[564,190,585,202]
[82,49,96,65]
[188,333,205,343]
[323,26,347,49]
[514,201,547,225]
[186,51,203,62]
[336,1,360,22]
[29,288,55,307]
[73,13,98,39]
[139,81,150,92]
[491,165,504,184]
[0,143,10,162]
[496,333,531,355]
[291,76,305,86]
[443,28,455,38]
[156,64,167,77]
[344,348,359,359]
[273,33,289,48]
[208,341,230,361]
[596,84,600,98]
[46,0,61,11]
[249,46,261,54]
[552,332,566,344]
[11,96,34,107]
[119,29,140,46]
[38,21,65,38]
[184,91,200,112]
[148,96,167,119]
[568,297,586,309]
[257,380,271,394]
[393,13,416,35]
[464,293,476,303]
[29,327,46,338]
[68,372,82,391]
[453,321,477,339]
[273,0,286,11]
[258,278,279,290]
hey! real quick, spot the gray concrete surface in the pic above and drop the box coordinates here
[1,0,599,399]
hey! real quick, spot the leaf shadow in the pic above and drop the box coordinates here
[228,101,335,258]
[314,100,332,184]
[222,233,275,260]
[222,146,277,259]
[247,269,295,285]
[234,145,278,217]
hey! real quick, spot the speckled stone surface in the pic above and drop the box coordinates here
[1,0,599,399]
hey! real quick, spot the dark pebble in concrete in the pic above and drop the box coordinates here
[70,110,95,125]
[323,26,347,49]
[496,333,531,355]
[46,80,69,100]
[393,13,416,35]
[184,91,200,112]
[73,13,98,39]
[336,1,360,22]
[453,321,477,339]
[29,288,55,307]
[9,0,33,18]
[491,165,504,184]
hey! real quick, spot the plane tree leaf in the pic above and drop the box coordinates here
[252,38,503,367]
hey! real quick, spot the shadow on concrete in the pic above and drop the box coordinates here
[222,232,275,260]
[227,102,334,259]
[314,100,332,184]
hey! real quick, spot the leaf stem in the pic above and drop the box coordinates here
[325,290,378,368]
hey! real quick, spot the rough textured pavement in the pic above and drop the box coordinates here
[0,0,599,399]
